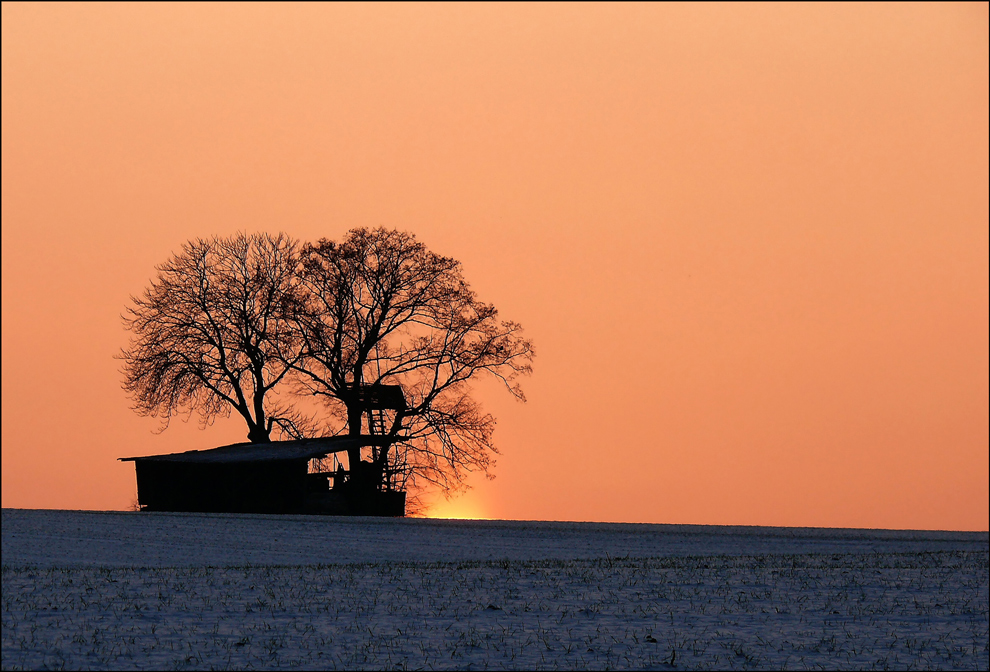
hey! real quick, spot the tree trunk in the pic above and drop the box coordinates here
[346,403,363,483]
[247,423,271,444]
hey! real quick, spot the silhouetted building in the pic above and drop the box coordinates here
[120,436,406,516]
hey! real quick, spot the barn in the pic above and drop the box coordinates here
[119,436,406,516]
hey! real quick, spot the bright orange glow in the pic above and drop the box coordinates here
[422,491,492,521]
[2,3,987,530]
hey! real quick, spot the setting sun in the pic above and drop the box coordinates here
[424,495,491,521]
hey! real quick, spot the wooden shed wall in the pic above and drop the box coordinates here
[135,460,308,513]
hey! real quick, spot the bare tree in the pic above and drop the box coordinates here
[119,233,308,443]
[119,228,533,499]
[293,228,534,494]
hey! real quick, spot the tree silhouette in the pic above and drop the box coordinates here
[119,233,308,443]
[120,228,534,497]
[293,228,534,493]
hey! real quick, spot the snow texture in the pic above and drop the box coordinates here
[3,509,983,568]
[2,509,988,670]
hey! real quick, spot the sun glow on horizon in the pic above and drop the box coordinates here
[423,495,491,521]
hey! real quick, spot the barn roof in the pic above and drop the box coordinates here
[119,436,393,464]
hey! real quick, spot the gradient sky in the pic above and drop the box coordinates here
[3,3,987,530]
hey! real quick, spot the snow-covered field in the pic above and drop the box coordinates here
[3,509,987,670]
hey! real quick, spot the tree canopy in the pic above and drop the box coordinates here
[120,228,534,495]
[293,228,534,492]
[120,233,307,444]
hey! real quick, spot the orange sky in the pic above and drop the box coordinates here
[2,3,987,530]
